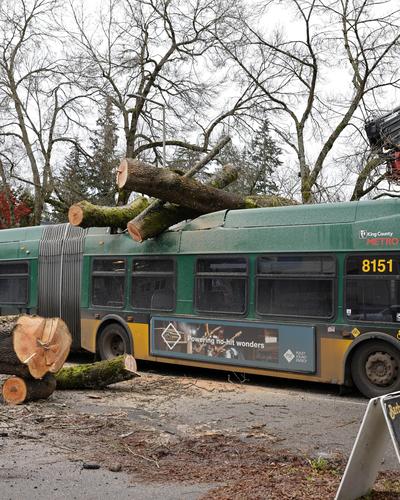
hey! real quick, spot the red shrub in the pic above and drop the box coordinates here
[0,189,32,228]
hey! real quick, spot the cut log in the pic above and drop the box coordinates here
[55,354,139,390]
[127,164,239,242]
[0,315,72,379]
[1,355,139,403]
[68,197,149,228]
[0,316,29,368]
[14,316,71,378]
[0,362,30,378]
[116,135,231,197]
[127,204,196,242]
[2,374,57,405]
[116,159,252,214]
[121,135,232,227]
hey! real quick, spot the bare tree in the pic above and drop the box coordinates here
[66,0,256,173]
[214,0,400,203]
[0,0,90,224]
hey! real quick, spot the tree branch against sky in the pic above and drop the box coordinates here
[1,0,400,225]
[214,0,400,203]
[66,0,255,167]
[0,0,91,224]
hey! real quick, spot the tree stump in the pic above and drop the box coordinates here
[0,315,72,379]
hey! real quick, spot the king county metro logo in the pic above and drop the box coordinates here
[359,229,394,239]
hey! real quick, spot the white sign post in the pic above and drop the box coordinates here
[335,391,400,500]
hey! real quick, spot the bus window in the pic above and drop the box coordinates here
[345,255,400,322]
[131,258,175,310]
[91,258,126,308]
[0,261,29,304]
[195,257,248,314]
[256,255,335,318]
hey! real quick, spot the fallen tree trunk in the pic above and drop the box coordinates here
[246,194,298,207]
[0,315,72,379]
[117,157,298,214]
[0,361,30,378]
[1,355,139,404]
[2,374,57,405]
[127,164,239,242]
[0,316,31,375]
[117,158,254,214]
[55,354,139,390]
[127,204,196,242]
[116,135,231,206]
[68,197,149,228]
[124,137,233,240]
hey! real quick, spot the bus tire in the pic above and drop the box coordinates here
[351,340,400,398]
[97,323,132,360]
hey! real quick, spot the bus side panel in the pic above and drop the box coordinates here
[128,322,150,359]
[80,316,150,358]
[149,316,316,374]
[319,337,353,384]
[80,318,101,353]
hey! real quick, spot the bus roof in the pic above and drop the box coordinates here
[177,198,400,254]
[1,198,399,256]
[183,198,399,230]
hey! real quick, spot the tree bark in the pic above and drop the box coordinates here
[117,158,251,213]
[68,197,149,228]
[1,355,139,404]
[0,315,72,379]
[127,164,239,242]
[0,316,25,367]
[2,374,57,405]
[0,362,30,378]
[127,204,197,242]
[55,354,139,390]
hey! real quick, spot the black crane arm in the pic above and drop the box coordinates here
[365,106,400,150]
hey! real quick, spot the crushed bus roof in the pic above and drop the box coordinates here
[181,198,400,230]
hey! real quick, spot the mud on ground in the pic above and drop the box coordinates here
[0,367,399,499]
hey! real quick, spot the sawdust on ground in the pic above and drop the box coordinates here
[0,370,399,499]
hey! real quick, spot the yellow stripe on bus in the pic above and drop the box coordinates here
[81,318,101,353]
[80,319,150,357]
[319,337,353,384]
[128,322,149,359]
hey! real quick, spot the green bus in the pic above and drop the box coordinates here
[1,198,400,397]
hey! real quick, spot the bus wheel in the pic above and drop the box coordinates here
[98,324,132,360]
[351,340,400,398]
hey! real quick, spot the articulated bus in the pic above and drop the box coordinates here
[1,199,400,397]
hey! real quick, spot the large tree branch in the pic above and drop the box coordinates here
[310,85,365,187]
[350,155,385,200]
